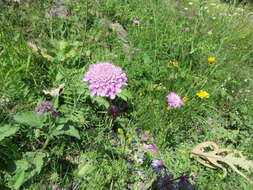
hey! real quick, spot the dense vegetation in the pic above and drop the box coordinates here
[0,0,253,189]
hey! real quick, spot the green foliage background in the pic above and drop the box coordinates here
[0,0,253,189]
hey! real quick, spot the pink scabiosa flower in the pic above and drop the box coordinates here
[166,92,183,108]
[83,62,127,99]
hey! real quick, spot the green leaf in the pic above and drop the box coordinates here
[11,170,25,190]
[52,124,80,139]
[143,54,152,64]
[76,163,95,178]
[0,125,19,141]
[8,152,47,189]
[13,111,45,128]
[117,89,132,101]
[91,96,110,108]
[26,152,46,177]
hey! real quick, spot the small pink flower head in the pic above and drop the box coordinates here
[166,92,183,108]
[144,144,158,153]
[141,133,149,141]
[151,159,165,173]
[35,101,54,115]
[133,19,140,25]
[104,32,110,36]
[83,62,127,99]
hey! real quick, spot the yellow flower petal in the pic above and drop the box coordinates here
[168,61,179,67]
[208,57,216,63]
[196,91,209,99]
[117,128,123,133]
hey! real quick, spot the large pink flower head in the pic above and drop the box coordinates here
[83,62,127,99]
[166,92,183,108]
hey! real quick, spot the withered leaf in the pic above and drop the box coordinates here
[28,42,53,61]
[43,83,65,97]
[190,141,253,184]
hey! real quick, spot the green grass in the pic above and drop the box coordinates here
[0,0,253,189]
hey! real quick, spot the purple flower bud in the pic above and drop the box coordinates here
[51,110,59,119]
[108,105,121,118]
[135,128,142,134]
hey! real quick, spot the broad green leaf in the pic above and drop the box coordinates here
[52,124,80,139]
[0,125,19,141]
[8,152,46,189]
[76,163,95,178]
[12,170,25,190]
[26,152,46,177]
[8,160,29,189]
[13,111,45,128]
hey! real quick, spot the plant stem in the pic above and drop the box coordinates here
[42,136,51,150]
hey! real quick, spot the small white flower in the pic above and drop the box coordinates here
[184,7,189,11]
[188,2,193,5]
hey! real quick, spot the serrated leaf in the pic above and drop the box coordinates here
[26,152,46,176]
[13,111,45,128]
[190,141,253,184]
[0,125,19,141]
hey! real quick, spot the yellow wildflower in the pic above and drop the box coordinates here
[117,128,123,133]
[196,91,209,99]
[183,97,189,102]
[78,118,86,125]
[208,57,216,63]
[170,61,179,67]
